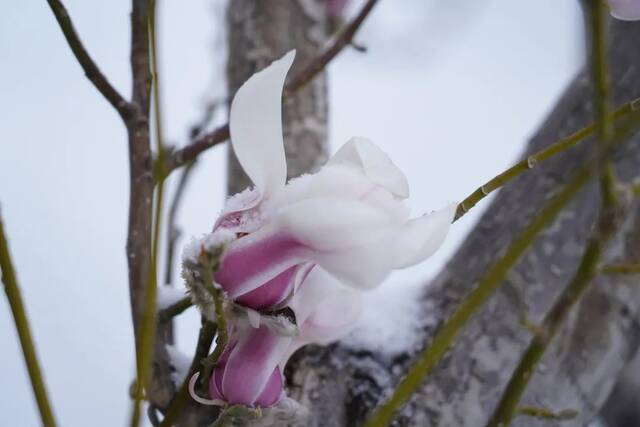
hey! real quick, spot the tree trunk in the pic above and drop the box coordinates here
[285,19,640,427]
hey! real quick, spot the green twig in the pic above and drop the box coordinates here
[587,0,617,208]
[198,254,229,384]
[516,406,578,421]
[602,263,640,274]
[363,164,594,427]
[454,100,634,221]
[0,213,58,427]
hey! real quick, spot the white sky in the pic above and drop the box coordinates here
[0,0,582,425]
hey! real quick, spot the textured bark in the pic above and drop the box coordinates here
[225,0,329,195]
[284,19,640,427]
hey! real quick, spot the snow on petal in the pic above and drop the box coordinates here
[327,137,410,199]
[393,202,457,269]
[608,0,640,20]
[229,51,294,196]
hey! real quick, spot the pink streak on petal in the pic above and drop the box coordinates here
[254,368,284,407]
[235,266,297,309]
[214,232,307,299]
[221,326,287,405]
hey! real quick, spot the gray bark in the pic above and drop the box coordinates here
[226,0,329,195]
[282,19,640,427]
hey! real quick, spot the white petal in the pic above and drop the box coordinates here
[282,268,362,363]
[274,197,402,289]
[282,165,410,222]
[393,202,456,269]
[327,137,410,199]
[608,0,640,20]
[229,51,295,196]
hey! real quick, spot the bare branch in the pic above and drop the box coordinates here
[164,0,380,174]
[0,213,57,427]
[44,0,135,120]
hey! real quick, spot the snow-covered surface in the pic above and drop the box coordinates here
[0,0,582,425]
[157,286,188,311]
[165,345,191,386]
[346,279,434,356]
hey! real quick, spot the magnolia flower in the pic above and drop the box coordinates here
[190,269,362,407]
[608,0,640,20]
[211,50,456,311]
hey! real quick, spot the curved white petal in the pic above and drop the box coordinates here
[608,0,640,20]
[327,137,410,199]
[282,165,410,222]
[229,51,295,196]
[274,197,402,289]
[282,268,362,363]
[393,202,457,269]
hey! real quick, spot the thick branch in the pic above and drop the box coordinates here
[45,0,134,120]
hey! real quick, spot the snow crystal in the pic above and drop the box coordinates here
[345,278,432,357]
[182,229,235,263]
[157,285,187,310]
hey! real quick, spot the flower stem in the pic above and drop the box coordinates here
[363,163,594,427]
[0,213,57,427]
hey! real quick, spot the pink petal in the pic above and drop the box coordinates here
[214,231,306,299]
[221,325,291,405]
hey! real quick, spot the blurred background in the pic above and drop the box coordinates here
[0,0,583,425]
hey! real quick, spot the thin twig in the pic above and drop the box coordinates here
[363,163,595,427]
[158,296,193,322]
[44,0,134,120]
[164,160,197,286]
[588,0,617,208]
[516,406,578,421]
[454,100,635,221]
[164,0,380,174]
[601,263,640,274]
[158,319,217,427]
[0,213,58,427]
